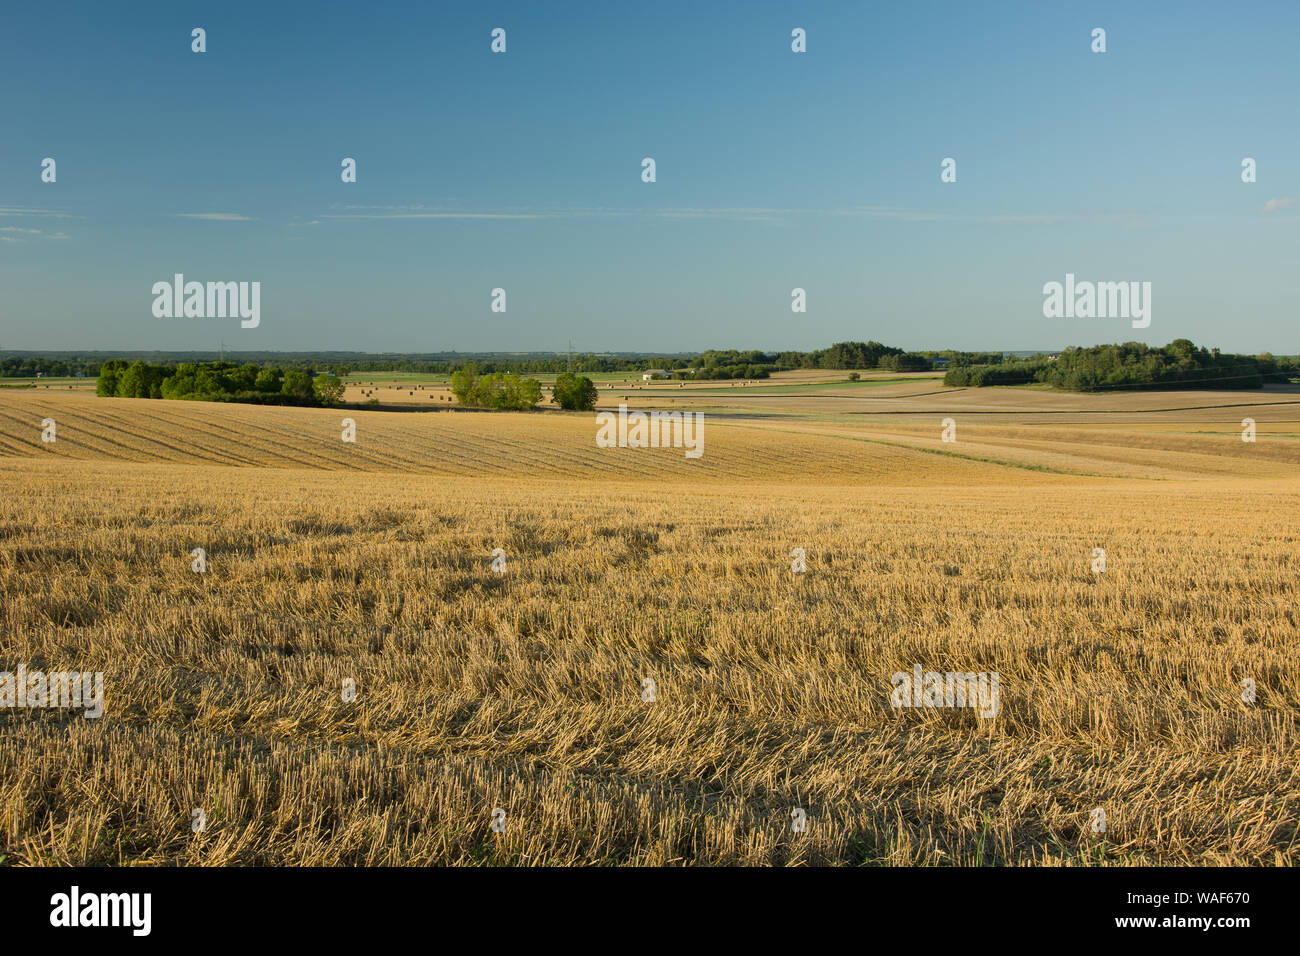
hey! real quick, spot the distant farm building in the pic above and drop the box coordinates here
[642,369,669,380]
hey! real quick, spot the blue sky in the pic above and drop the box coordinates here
[1,0,1297,354]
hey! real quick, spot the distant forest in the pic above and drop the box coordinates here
[4,340,1297,393]
[2,343,1005,379]
[944,340,1300,391]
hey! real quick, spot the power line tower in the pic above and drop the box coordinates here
[567,339,573,373]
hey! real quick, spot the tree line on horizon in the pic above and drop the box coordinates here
[6,342,999,379]
[943,340,1300,391]
[96,361,345,407]
[53,341,1300,402]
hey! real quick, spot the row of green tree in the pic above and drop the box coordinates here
[447,368,599,411]
[97,361,345,406]
[447,369,543,410]
[943,341,1300,391]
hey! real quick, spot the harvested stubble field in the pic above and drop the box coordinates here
[1,388,1297,865]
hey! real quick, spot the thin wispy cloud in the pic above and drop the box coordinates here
[174,212,257,221]
[0,225,71,242]
[0,205,79,219]
[323,205,785,221]
[1263,197,1298,212]
[319,204,806,223]
[315,203,1143,226]
[324,212,549,220]
[830,205,1152,225]
[645,207,784,221]
[322,204,549,220]
[321,203,788,222]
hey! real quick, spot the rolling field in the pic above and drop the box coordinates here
[1,385,1298,865]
